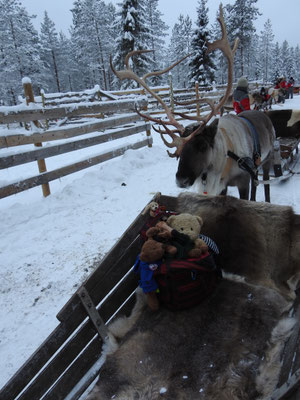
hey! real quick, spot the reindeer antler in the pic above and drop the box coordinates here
[110,5,238,159]
[172,4,239,136]
[110,50,190,134]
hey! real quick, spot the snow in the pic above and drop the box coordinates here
[21,77,31,85]
[1,96,300,392]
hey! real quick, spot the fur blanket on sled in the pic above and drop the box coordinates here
[86,193,300,400]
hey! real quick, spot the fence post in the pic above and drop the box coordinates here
[23,78,51,197]
[40,89,49,130]
[140,89,152,147]
[195,81,200,118]
[168,73,174,112]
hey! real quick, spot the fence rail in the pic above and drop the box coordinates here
[0,81,153,199]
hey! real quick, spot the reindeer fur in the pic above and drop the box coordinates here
[266,109,300,139]
[86,194,300,400]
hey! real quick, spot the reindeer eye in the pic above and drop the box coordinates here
[191,228,193,231]
[180,227,184,231]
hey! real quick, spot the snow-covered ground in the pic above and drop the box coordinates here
[1,96,300,391]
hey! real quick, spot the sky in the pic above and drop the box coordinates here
[20,0,300,48]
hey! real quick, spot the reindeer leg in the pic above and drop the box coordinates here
[263,163,271,203]
[250,175,257,201]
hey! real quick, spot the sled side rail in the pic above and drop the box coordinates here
[0,195,173,400]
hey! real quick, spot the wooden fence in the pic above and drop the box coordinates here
[0,83,152,199]
[2,78,298,200]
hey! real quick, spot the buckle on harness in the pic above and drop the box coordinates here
[237,156,255,171]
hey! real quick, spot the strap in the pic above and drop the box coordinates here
[227,150,257,180]
[239,115,261,161]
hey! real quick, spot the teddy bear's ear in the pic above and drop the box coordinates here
[167,215,176,226]
[196,216,203,227]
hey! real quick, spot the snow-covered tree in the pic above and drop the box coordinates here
[225,0,261,77]
[188,0,215,86]
[294,45,300,82]
[259,19,274,84]
[168,15,193,88]
[112,0,151,89]
[40,11,61,92]
[70,0,116,90]
[56,32,77,92]
[0,0,44,104]
[270,42,281,84]
[143,0,169,86]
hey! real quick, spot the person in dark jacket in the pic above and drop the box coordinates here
[287,77,295,99]
[233,77,251,114]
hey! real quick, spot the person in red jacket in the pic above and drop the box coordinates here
[233,77,251,114]
[280,76,288,99]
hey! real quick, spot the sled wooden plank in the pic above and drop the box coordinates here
[0,122,150,168]
[57,235,142,322]
[0,138,151,199]
[42,294,138,400]
[0,319,84,400]
[16,273,138,400]
[0,113,143,148]
[0,195,159,399]
[269,368,300,400]
[0,233,142,400]
[159,194,178,211]
[56,204,152,322]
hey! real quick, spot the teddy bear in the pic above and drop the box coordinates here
[139,224,176,262]
[140,213,208,264]
[166,213,208,258]
[136,213,208,311]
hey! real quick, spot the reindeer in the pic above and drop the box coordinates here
[110,6,275,202]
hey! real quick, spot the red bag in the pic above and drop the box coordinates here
[154,253,219,311]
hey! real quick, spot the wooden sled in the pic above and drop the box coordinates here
[0,193,300,400]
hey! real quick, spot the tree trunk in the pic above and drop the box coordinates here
[94,21,107,90]
[9,18,24,78]
[51,49,61,92]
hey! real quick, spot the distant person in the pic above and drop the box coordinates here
[233,77,250,114]
[280,76,288,99]
[259,87,271,109]
[287,77,295,99]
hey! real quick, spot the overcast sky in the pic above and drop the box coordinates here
[20,0,299,48]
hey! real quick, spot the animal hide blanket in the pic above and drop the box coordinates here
[86,193,300,400]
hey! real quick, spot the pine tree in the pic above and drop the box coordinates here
[143,0,169,86]
[168,15,193,88]
[294,45,300,82]
[279,40,289,79]
[112,0,151,89]
[57,32,77,92]
[270,42,281,84]
[188,0,215,86]
[259,19,274,84]
[225,0,261,77]
[0,0,44,104]
[70,0,116,91]
[40,11,61,92]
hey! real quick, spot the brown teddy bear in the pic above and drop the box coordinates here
[139,224,176,263]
